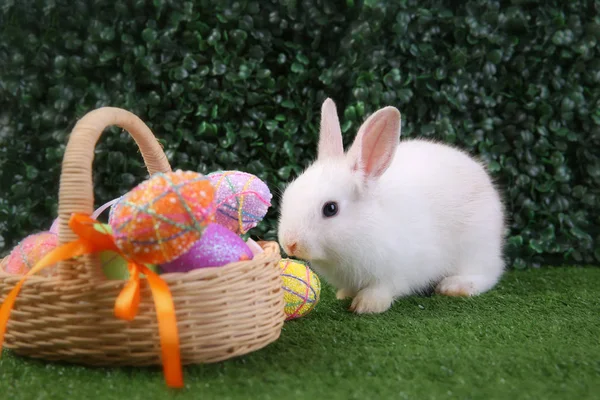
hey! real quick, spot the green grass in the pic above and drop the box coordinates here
[1,267,599,400]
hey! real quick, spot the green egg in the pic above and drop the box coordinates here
[93,222,113,235]
[100,250,159,280]
[94,223,160,279]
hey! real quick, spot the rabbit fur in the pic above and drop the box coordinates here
[278,98,506,314]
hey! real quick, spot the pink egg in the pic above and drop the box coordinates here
[207,171,272,234]
[4,231,58,276]
[246,238,264,256]
[160,223,253,273]
[49,218,59,235]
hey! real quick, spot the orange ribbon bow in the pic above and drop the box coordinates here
[0,214,183,388]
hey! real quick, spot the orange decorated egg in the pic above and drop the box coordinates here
[109,170,215,264]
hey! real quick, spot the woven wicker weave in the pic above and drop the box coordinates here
[0,107,285,367]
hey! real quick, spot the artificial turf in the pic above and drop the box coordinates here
[1,267,599,400]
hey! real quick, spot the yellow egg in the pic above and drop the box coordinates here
[280,258,321,320]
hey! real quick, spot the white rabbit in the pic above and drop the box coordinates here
[278,98,506,314]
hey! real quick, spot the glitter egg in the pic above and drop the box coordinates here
[246,238,264,256]
[160,223,253,273]
[109,170,215,264]
[3,231,58,276]
[49,217,59,235]
[100,250,160,280]
[207,170,272,234]
[280,258,321,321]
[92,223,160,280]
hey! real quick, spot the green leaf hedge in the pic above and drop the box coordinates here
[1,0,599,267]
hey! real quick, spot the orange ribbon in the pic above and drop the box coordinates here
[0,214,183,388]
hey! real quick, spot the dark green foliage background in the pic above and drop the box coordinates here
[0,0,599,267]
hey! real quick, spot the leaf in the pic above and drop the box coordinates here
[291,62,305,73]
[142,28,158,43]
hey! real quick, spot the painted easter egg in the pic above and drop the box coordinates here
[246,238,264,256]
[160,223,253,273]
[3,231,58,276]
[109,170,215,264]
[91,223,160,280]
[49,218,59,235]
[280,258,321,321]
[207,170,272,234]
[100,250,160,280]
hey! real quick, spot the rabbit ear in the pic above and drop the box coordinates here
[317,98,344,160]
[347,106,401,179]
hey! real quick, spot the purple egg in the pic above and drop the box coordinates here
[160,223,253,273]
[207,170,272,234]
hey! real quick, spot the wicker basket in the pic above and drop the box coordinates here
[0,107,285,378]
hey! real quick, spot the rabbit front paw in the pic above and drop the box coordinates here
[349,287,393,314]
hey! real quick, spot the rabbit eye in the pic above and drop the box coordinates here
[322,201,339,218]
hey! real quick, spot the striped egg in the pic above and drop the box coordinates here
[109,170,215,264]
[207,171,272,234]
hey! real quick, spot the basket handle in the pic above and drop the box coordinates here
[57,107,172,281]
